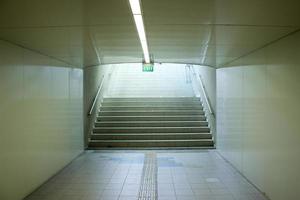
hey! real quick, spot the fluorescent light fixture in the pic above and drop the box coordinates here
[141,40,150,63]
[133,15,146,41]
[129,0,150,63]
[129,0,141,14]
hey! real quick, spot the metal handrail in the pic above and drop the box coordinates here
[189,65,214,117]
[198,75,214,116]
[189,65,216,147]
[88,75,105,116]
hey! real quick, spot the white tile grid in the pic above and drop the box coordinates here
[25,151,268,200]
[157,152,268,200]
[25,152,144,200]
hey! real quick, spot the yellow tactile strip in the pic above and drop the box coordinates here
[138,152,158,200]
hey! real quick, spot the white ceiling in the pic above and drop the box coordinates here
[0,0,299,68]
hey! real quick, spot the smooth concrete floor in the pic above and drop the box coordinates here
[25,150,268,200]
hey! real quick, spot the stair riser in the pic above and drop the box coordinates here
[101,102,202,107]
[100,107,203,111]
[95,122,209,127]
[89,140,214,148]
[99,111,205,116]
[93,127,210,133]
[91,134,212,140]
[97,116,207,121]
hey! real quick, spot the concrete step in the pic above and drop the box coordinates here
[97,115,207,121]
[99,110,205,116]
[101,101,202,107]
[95,121,209,127]
[103,97,200,102]
[93,127,210,133]
[90,133,212,140]
[100,106,203,111]
[91,97,213,148]
[108,90,192,93]
[88,139,214,148]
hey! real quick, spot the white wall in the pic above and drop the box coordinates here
[217,31,300,200]
[0,40,84,200]
[106,63,195,97]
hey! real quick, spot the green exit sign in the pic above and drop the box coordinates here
[142,63,154,72]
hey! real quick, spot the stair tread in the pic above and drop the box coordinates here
[100,105,202,107]
[99,111,204,112]
[94,127,209,129]
[92,97,213,147]
[100,108,202,110]
[103,100,201,103]
[97,116,206,119]
[91,132,211,135]
[104,97,199,99]
[98,115,205,117]
[95,121,207,123]
[101,102,201,104]
[89,139,213,142]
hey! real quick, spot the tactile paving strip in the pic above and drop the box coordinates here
[138,152,158,200]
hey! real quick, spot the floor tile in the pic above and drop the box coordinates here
[25,150,268,200]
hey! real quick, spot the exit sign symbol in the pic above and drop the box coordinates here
[142,63,154,72]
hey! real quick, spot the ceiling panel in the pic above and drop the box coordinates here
[215,0,300,27]
[142,0,300,67]
[147,25,212,65]
[214,26,297,66]
[0,27,87,67]
[0,0,83,28]
[85,0,133,25]
[215,26,296,46]
[147,25,212,45]
[143,0,215,25]
[0,0,299,68]
[0,0,137,67]
[0,0,134,28]
[91,25,142,64]
[143,0,300,26]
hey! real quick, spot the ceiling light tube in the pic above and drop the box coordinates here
[129,0,150,63]
[141,40,150,63]
[133,15,146,41]
[129,0,142,15]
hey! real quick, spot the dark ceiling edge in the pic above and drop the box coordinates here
[0,23,299,29]
[0,38,81,68]
[219,28,300,68]
[84,62,216,69]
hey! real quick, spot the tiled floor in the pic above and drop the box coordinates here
[25,150,268,200]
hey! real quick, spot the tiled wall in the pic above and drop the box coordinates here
[0,40,84,200]
[217,31,300,199]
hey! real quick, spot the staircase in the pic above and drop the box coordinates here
[88,97,214,148]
